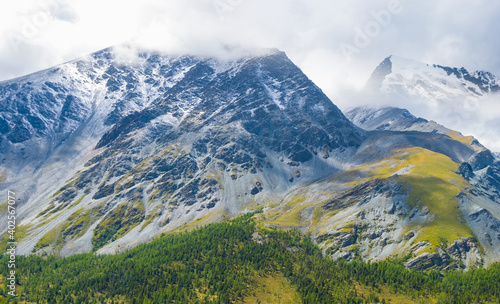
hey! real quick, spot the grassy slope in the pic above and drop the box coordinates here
[266,196,311,227]
[241,273,302,304]
[264,147,476,255]
[447,131,484,151]
[363,147,474,247]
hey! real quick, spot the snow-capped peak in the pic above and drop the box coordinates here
[366,55,500,103]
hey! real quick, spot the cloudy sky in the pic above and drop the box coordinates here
[1,0,499,150]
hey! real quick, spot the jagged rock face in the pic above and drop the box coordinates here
[462,160,500,203]
[2,47,365,256]
[404,237,483,271]
[433,66,500,95]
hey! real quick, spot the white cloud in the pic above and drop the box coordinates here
[2,0,500,84]
[0,0,499,150]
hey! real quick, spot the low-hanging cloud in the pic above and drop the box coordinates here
[2,0,500,87]
[1,0,499,150]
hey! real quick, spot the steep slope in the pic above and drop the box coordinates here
[0,48,205,214]
[319,106,500,268]
[2,47,365,256]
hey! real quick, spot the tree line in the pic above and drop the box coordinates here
[0,212,499,303]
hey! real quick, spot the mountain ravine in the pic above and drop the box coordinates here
[1,47,499,271]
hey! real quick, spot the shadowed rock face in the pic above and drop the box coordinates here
[459,162,475,180]
[96,51,364,155]
[365,56,392,92]
[470,150,495,170]
[82,50,367,225]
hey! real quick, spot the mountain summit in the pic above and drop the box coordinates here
[363,55,500,153]
[1,47,364,256]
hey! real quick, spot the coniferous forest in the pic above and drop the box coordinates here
[1,213,500,303]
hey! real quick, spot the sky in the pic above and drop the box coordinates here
[1,0,499,150]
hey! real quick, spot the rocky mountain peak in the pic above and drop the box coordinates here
[1,45,367,256]
[365,55,392,91]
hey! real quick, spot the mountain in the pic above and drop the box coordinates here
[0,49,206,209]
[346,106,452,134]
[2,47,500,271]
[363,55,500,153]
[366,55,500,102]
[344,106,500,267]
[0,47,365,256]
[346,105,500,193]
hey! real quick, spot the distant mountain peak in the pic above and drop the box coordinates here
[365,55,500,102]
[365,56,392,91]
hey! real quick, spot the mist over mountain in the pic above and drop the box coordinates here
[360,55,500,152]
